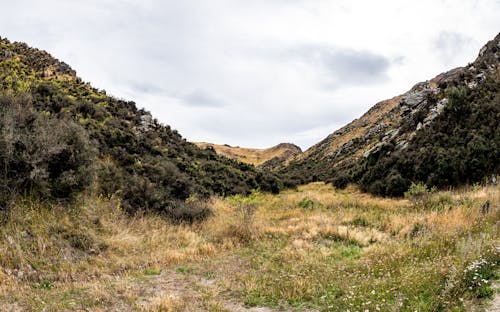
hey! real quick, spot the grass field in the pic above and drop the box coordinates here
[0,183,498,311]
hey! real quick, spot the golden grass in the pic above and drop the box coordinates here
[0,182,498,310]
[194,142,300,166]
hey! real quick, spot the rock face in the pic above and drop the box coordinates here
[283,33,500,187]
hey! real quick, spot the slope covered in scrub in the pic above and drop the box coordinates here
[284,33,500,196]
[0,36,291,216]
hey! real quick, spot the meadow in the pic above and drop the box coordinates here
[0,182,498,311]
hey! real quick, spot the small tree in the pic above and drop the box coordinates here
[226,189,264,243]
[404,182,433,205]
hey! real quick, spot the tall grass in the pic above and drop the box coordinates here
[0,183,498,311]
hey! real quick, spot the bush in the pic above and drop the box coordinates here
[164,200,212,224]
[404,182,435,206]
[226,190,263,243]
[331,172,351,189]
[0,93,95,208]
[298,197,318,210]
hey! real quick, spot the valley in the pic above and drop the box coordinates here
[0,24,498,312]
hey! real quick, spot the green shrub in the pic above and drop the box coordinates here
[298,197,317,210]
[143,268,161,276]
[350,216,371,227]
[37,281,54,290]
[404,182,433,205]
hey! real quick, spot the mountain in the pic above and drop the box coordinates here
[0,36,291,218]
[194,142,302,169]
[284,33,500,196]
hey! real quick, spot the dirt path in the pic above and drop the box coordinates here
[107,268,278,312]
[486,281,500,312]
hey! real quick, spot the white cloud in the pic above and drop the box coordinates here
[0,0,498,149]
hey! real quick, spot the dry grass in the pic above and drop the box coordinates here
[298,95,403,161]
[194,142,300,166]
[0,182,498,311]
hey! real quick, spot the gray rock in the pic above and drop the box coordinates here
[382,129,399,142]
[475,72,486,81]
[423,98,447,125]
[3,50,13,58]
[479,45,488,57]
[138,114,155,133]
[467,80,478,89]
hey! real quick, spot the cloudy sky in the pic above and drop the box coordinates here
[1,0,499,149]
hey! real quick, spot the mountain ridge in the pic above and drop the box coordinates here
[0,33,498,203]
[194,142,302,168]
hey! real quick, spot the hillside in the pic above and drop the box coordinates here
[194,142,302,168]
[284,33,500,196]
[0,36,290,217]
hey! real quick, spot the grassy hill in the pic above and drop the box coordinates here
[284,33,500,196]
[194,142,302,169]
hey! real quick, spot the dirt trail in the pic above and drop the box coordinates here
[113,268,278,312]
[486,281,500,312]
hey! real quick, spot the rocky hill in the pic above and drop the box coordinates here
[0,36,290,218]
[284,33,500,196]
[194,142,301,169]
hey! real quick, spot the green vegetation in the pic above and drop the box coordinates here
[298,197,319,209]
[0,37,292,219]
[0,93,95,208]
[355,83,499,196]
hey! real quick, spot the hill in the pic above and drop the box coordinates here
[194,142,302,168]
[284,33,500,196]
[0,36,290,217]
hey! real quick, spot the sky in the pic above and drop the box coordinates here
[1,0,499,149]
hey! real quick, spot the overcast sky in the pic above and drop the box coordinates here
[1,0,499,149]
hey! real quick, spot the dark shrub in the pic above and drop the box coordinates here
[163,200,213,224]
[0,93,95,208]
